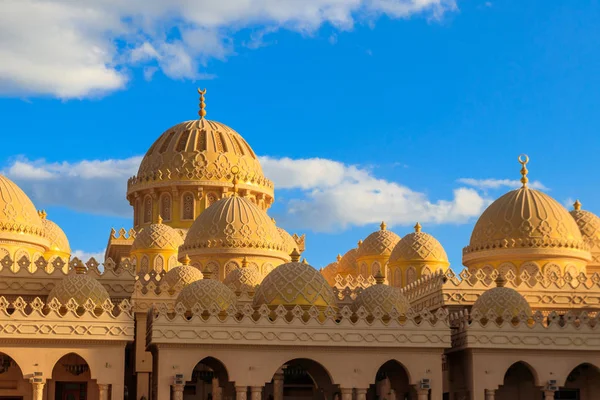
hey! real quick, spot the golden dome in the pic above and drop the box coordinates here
[223,257,262,292]
[253,252,337,310]
[390,223,448,264]
[175,273,237,311]
[276,226,299,254]
[48,266,110,307]
[40,212,71,258]
[180,195,288,259]
[357,222,401,258]
[0,175,48,251]
[320,256,340,285]
[131,217,184,252]
[471,277,532,319]
[337,248,359,276]
[163,256,203,289]
[353,273,411,315]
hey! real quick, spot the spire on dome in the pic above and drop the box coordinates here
[157,214,163,224]
[414,222,421,233]
[518,154,529,188]
[495,274,506,287]
[336,254,342,262]
[302,258,308,265]
[290,249,301,262]
[574,199,582,211]
[182,254,190,266]
[202,267,213,279]
[242,256,248,268]
[38,209,47,220]
[358,239,363,247]
[374,270,385,284]
[198,88,207,119]
[380,221,387,231]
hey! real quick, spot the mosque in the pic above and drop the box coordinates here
[0,90,599,400]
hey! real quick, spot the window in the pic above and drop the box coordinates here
[182,193,195,220]
[160,193,172,221]
[144,196,152,223]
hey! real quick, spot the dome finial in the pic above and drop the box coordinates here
[518,154,529,188]
[574,199,582,211]
[302,258,308,264]
[336,254,342,262]
[202,266,213,280]
[182,254,190,266]
[495,274,506,288]
[38,209,47,220]
[231,166,240,196]
[198,88,207,119]
[374,270,385,284]
[74,261,86,275]
[380,221,387,231]
[414,222,421,233]
[290,248,301,262]
[358,239,363,247]
[241,256,248,268]
[157,214,163,224]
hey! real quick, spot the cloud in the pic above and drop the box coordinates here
[0,0,457,98]
[457,178,548,191]
[72,248,106,263]
[3,154,487,232]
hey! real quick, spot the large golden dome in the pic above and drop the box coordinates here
[353,273,411,315]
[39,212,70,260]
[471,277,532,319]
[0,175,48,252]
[253,253,338,310]
[131,218,184,252]
[180,195,288,259]
[357,222,401,258]
[176,274,237,311]
[570,200,600,268]
[48,267,110,307]
[390,223,448,265]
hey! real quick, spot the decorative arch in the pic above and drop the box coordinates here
[168,255,178,270]
[393,267,402,287]
[182,192,195,220]
[559,361,600,387]
[155,255,165,273]
[134,198,141,226]
[498,262,517,281]
[496,361,540,398]
[224,261,240,277]
[520,262,540,286]
[140,255,149,274]
[268,358,335,389]
[543,262,561,280]
[372,261,382,276]
[262,262,274,276]
[143,195,153,224]
[206,192,218,208]
[369,359,412,400]
[160,193,172,221]
[359,262,368,278]
[480,265,494,286]
[50,352,93,380]
[421,265,432,277]
[406,267,416,285]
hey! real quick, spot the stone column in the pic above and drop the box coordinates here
[236,386,248,400]
[98,384,110,400]
[543,390,556,400]
[31,381,45,400]
[484,389,495,400]
[341,388,353,400]
[212,377,222,400]
[356,388,367,400]
[251,386,263,400]
[415,388,429,400]
[172,383,185,400]
[273,371,284,400]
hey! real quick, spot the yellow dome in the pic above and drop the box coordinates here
[48,267,110,307]
[390,223,448,264]
[353,273,411,315]
[131,218,184,252]
[320,256,340,285]
[176,274,237,311]
[277,226,299,254]
[163,257,203,289]
[253,255,338,310]
[471,278,532,319]
[181,195,288,259]
[570,200,600,267]
[223,257,262,292]
[40,213,71,259]
[0,175,48,251]
[357,222,401,258]
[337,248,359,276]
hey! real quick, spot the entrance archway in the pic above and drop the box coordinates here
[266,359,337,400]
[560,363,600,400]
[185,357,233,400]
[0,352,30,399]
[50,353,97,400]
[367,360,412,400]
[496,362,539,400]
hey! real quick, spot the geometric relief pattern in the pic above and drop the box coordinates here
[357,227,400,258]
[164,265,203,289]
[132,223,184,251]
[277,227,299,254]
[253,262,338,309]
[176,279,237,311]
[0,175,46,242]
[353,283,411,314]
[390,231,448,263]
[47,274,110,306]
[223,264,261,291]
[471,286,532,318]
[42,218,71,253]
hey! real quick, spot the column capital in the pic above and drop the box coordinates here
[355,388,368,394]
[543,390,556,400]
[484,388,495,400]
[98,383,110,400]
[340,388,353,394]
[171,383,185,400]
[31,381,45,400]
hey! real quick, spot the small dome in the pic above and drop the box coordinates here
[320,256,340,285]
[176,272,237,311]
[277,226,299,254]
[40,213,71,257]
[337,248,359,276]
[48,266,110,307]
[181,195,288,258]
[390,223,448,264]
[357,222,401,258]
[472,277,532,319]
[353,273,411,315]
[131,217,184,252]
[0,175,48,250]
[163,256,203,289]
[254,253,337,310]
[223,257,262,292]
[570,201,600,262]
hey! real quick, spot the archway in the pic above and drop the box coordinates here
[265,359,337,400]
[496,362,540,400]
[367,360,412,400]
[560,363,600,400]
[50,353,97,400]
[185,357,233,400]
[0,352,30,399]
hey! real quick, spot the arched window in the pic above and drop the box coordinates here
[393,268,402,287]
[135,199,141,226]
[160,193,172,221]
[154,255,164,273]
[182,192,195,220]
[359,262,368,278]
[206,192,218,208]
[406,267,416,285]
[168,256,178,270]
[143,196,152,223]
[140,256,149,274]
[372,261,381,276]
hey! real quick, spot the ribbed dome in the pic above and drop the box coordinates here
[353,274,411,315]
[181,195,288,258]
[464,187,589,264]
[223,258,262,292]
[176,276,237,311]
[390,223,448,264]
[471,278,532,319]
[48,270,110,307]
[131,219,184,252]
[357,222,401,258]
[41,214,71,258]
[253,260,338,310]
[128,118,273,198]
[337,248,359,276]
[570,200,600,266]
[164,258,203,289]
[277,226,299,254]
[0,175,48,250]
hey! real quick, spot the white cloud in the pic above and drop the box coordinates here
[457,178,548,191]
[0,0,457,98]
[72,249,106,262]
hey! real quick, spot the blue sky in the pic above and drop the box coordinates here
[1,0,599,268]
